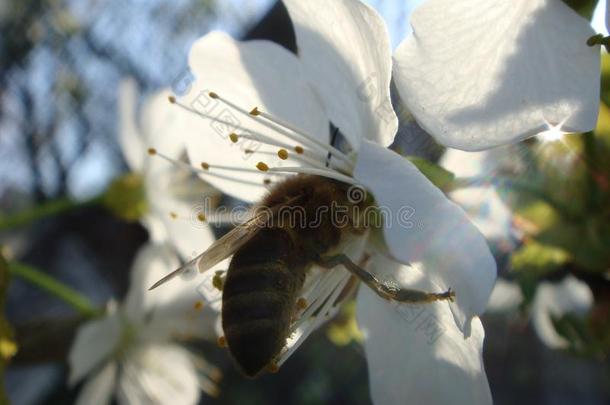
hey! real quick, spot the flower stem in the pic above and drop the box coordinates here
[0,195,103,232]
[8,262,101,318]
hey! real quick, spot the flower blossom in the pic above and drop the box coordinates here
[68,243,222,405]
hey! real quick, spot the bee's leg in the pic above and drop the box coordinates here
[317,254,455,304]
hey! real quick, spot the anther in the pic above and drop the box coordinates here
[263,179,272,185]
[147,148,157,155]
[212,271,225,291]
[256,162,269,172]
[209,92,219,99]
[296,298,308,310]
[168,96,176,104]
[197,213,206,222]
[194,301,204,311]
[217,336,227,348]
[277,149,289,160]
[266,362,280,374]
[229,133,239,143]
[249,107,260,116]
[170,212,178,219]
[201,162,210,170]
[294,146,304,154]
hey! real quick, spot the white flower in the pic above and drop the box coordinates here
[118,80,218,261]
[486,279,524,313]
[68,243,222,405]
[606,0,610,32]
[394,0,601,151]
[531,275,593,349]
[148,1,500,403]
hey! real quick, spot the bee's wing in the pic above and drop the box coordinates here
[148,208,271,290]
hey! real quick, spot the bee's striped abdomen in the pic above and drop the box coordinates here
[222,228,307,377]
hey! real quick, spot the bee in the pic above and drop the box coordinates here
[150,174,455,377]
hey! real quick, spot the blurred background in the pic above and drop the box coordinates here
[1,0,609,404]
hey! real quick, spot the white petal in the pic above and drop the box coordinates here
[75,362,117,405]
[354,141,496,332]
[357,269,492,405]
[486,279,523,313]
[531,275,593,349]
[606,0,609,32]
[118,78,145,172]
[123,243,221,340]
[394,0,600,151]
[123,243,181,322]
[68,312,122,385]
[117,344,200,405]
[181,31,330,202]
[283,0,397,147]
[441,149,515,244]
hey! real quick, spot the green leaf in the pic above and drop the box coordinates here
[511,241,570,278]
[405,156,456,191]
[0,252,15,405]
[562,0,598,19]
[601,53,610,108]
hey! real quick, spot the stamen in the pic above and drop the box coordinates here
[266,363,280,374]
[252,107,353,168]
[296,298,308,310]
[217,336,227,348]
[277,149,289,160]
[210,93,353,169]
[229,133,239,143]
[268,166,358,185]
[168,97,349,172]
[193,301,204,311]
[152,149,263,177]
[279,272,350,366]
[149,147,271,187]
[256,162,269,172]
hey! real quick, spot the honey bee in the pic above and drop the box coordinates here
[150,174,455,377]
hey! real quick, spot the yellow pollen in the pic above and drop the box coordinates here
[147,148,157,155]
[229,133,239,143]
[277,149,289,160]
[201,162,210,170]
[296,298,308,310]
[212,271,225,291]
[197,213,206,222]
[217,336,227,348]
[168,96,176,104]
[209,92,219,99]
[294,146,304,154]
[256,162,269,172]
[249,107,260,116]
[266,363,280,374]
[169,212,178,219]
[193,301,204,311]
[245,149,255,154]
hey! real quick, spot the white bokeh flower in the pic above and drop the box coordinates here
[149,0,501,403]
[118,80,219,261]
[394,0,601,151]
[531,275,593,349]
[68,243,222,405]
[440,148,517,247]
